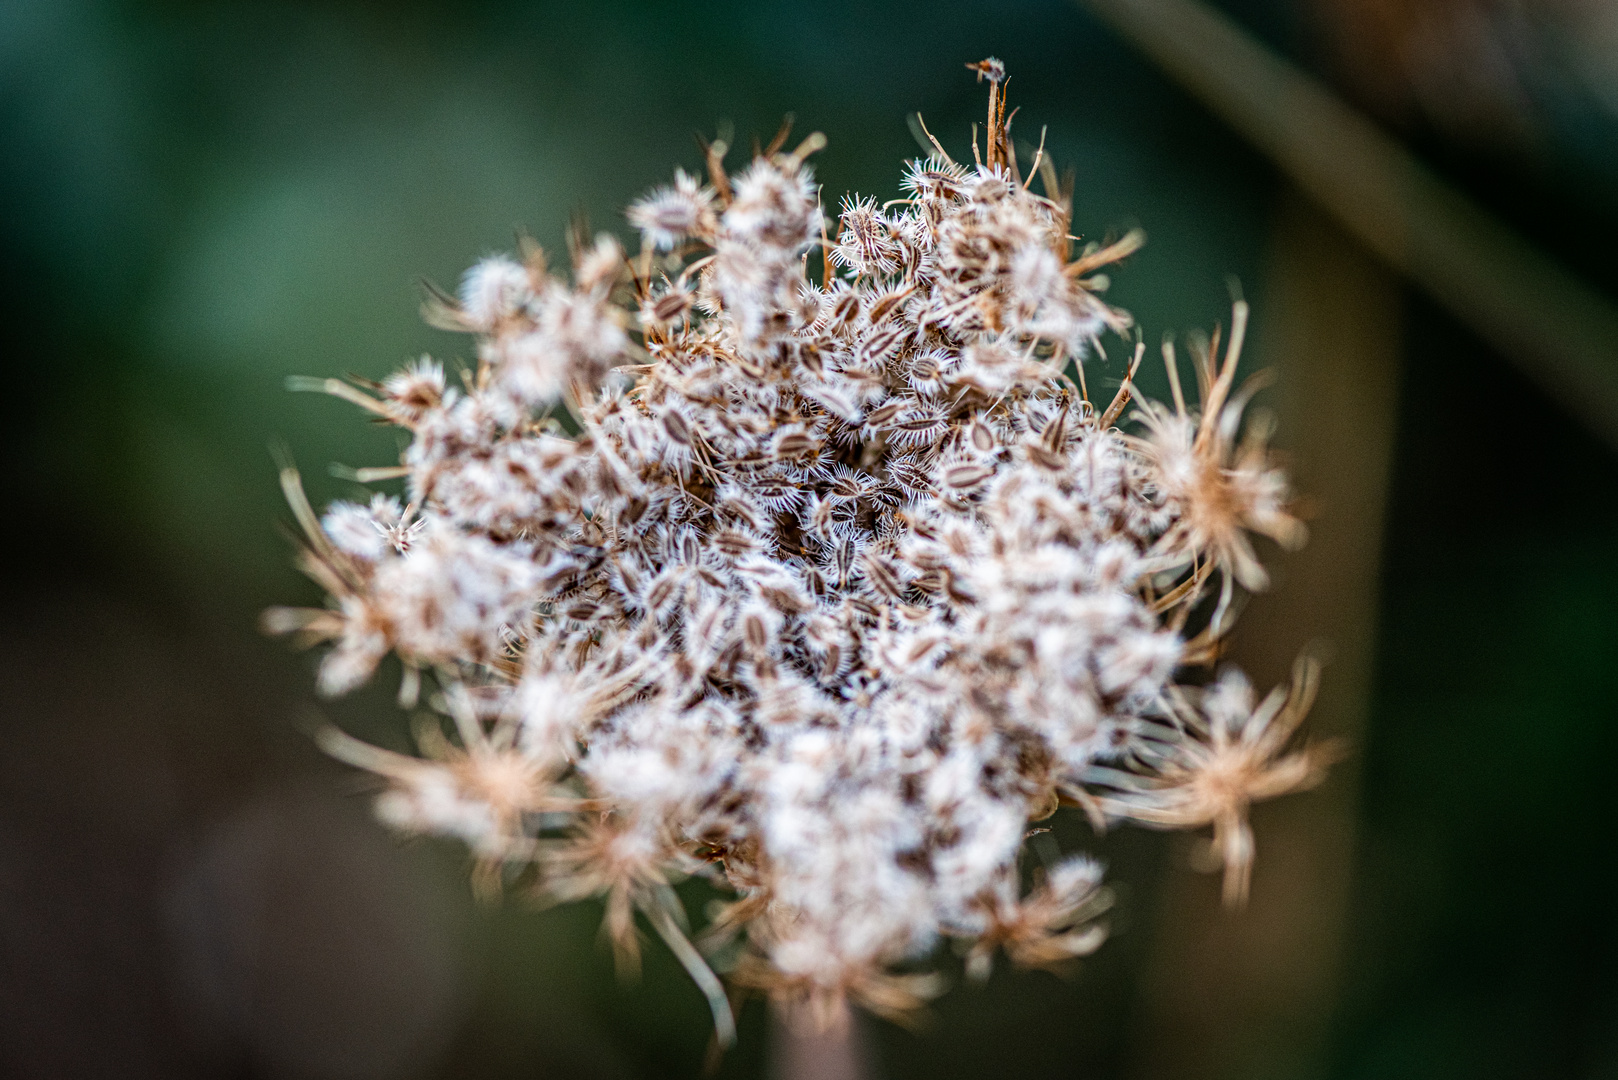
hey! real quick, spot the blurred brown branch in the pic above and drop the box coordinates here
[1078,0,1618,447]
[1129,192,1402,1080]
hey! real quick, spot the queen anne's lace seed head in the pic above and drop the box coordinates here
[268,60,1337,1046]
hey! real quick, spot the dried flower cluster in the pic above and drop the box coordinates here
[269,61,1335,1042]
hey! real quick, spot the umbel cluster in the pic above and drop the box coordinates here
[269,59,1335,1043]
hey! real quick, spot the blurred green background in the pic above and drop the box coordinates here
[3,1,1617,1077]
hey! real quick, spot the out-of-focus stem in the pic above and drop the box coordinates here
[1130,191,1400,1079]
[1078,0,1618,447]
[770,1000,876,1080]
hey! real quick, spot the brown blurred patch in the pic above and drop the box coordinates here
[1129,190,1403,1079]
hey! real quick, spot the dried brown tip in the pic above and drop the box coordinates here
[966,57,1006,83]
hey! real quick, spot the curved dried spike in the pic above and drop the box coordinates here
[643,891,737,1048]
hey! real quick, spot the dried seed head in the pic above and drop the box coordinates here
[273,61,1325,1046]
